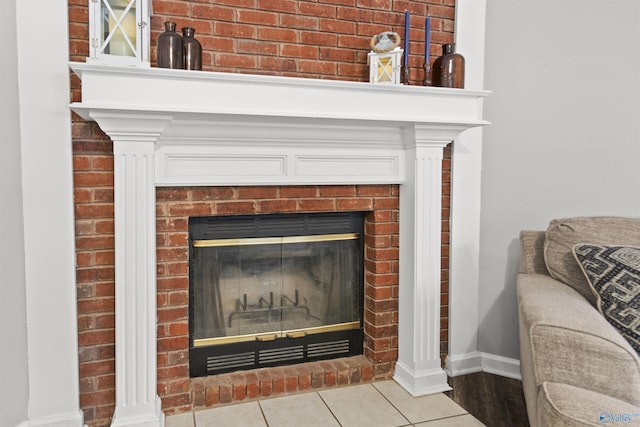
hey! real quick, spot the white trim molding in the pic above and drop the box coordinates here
[24,411,86,427]
[15,0,84,426]
[445,352,521,380]
[480,353,522,380]
[444,352,484,377]
[446,0,488,380]
[70,63,488,421]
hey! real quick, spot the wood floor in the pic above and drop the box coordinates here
[445,372,530,427]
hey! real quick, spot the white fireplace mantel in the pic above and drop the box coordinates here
[69,62,489,427]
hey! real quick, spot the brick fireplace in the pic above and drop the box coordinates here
[156,184,400,413]
[70,63,487,426]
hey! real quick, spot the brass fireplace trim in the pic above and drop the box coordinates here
[193,233,359,248]
[193,321,361,347]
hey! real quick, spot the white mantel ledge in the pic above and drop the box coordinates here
[70,62,488,127]
[69,62,489,186]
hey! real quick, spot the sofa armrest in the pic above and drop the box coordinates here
[519,231,549,275]
[518,274,640,409]
[538,382,640,427]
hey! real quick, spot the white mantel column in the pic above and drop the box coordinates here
[444,0,486,378]
[111,139,163,427]
[394,126,453,396]
[93,114,170,427]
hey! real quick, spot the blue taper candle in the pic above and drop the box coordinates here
[404,11,410,65]
[425,16,431,63]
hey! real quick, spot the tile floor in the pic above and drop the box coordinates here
[166,380,485,427]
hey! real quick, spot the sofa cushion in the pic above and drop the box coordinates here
[544,217,640,305]
[538,382,640,427]
[519,230,548,275]
[573,244,640,354]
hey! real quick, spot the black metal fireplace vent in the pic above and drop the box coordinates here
[191,334,362,376]
[191,211,362,239]
[189,212,365,377]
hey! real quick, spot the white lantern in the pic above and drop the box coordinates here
[367,32,403,85]
[88,0,151,66]
[367,48,403,84]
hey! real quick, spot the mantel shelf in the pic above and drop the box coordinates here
[69,62,489,187]
[69,62,489,128]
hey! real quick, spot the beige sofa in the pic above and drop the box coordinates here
[517,217,640,426]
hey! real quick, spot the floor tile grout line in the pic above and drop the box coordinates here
[317,390,344,427]
[257,399,270,427]
[423,413,483,425]
[371,382,475,426]
[370,383,413,427]
[254,390,345,427]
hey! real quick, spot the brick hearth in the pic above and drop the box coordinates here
[190,355,374,408]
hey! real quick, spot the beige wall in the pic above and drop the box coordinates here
[480,0,640,360]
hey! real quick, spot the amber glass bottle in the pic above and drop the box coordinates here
[433,43,465,88]
[157,22,183,69]
[182,27,202,71]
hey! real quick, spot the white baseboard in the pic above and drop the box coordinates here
[480,352,521,380]
[445,352,521,380]
[444,352,483,377]
[25,410,85,427]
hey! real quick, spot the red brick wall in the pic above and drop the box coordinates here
[69,0,455,84]
[441,143,451,359]
[68,1,455,425]
[73,137,117,426]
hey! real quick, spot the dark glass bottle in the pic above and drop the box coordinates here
[433,43,465,88]
[157,22,183,69]
[182,27,202,71]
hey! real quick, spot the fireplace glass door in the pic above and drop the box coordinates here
[189,212,364,376]
[193,234,361,343]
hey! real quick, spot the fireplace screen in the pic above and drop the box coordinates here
[189,212,364,376]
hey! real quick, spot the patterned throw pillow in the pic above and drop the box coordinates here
[573,244,640,353]
[544,217,640,306]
